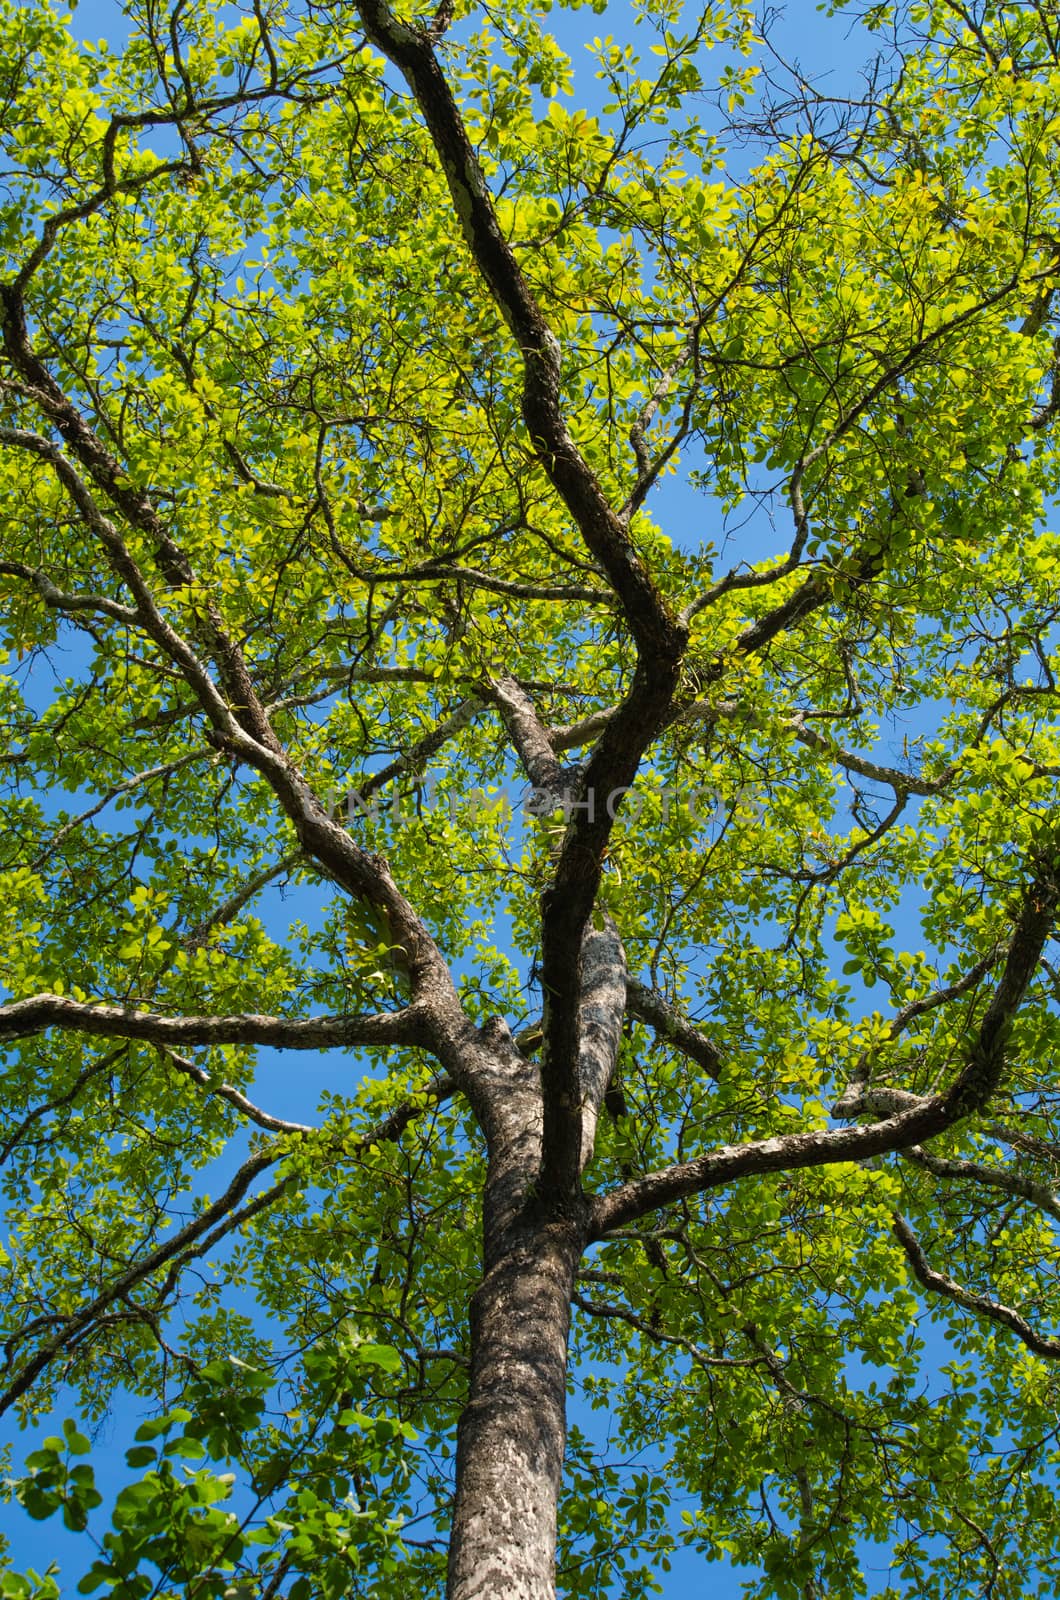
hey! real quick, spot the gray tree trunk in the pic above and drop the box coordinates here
[438,934,623,1597]
[447,1209,583,1600]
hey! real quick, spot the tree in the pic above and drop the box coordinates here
[3,0,1060,1592]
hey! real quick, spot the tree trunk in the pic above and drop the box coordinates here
[447,1208,584,1600]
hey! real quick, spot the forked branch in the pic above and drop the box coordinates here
[352,0,689,1202]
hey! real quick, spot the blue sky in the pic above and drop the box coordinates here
[0,2,917,1595]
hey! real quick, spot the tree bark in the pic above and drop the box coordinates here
[438,929,622,1597]
[447,1206,584,1600]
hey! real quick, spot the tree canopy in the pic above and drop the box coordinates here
[3,0,1060,1594]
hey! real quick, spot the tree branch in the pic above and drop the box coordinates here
[0,423,242,739]
[29,754,206,872]
[900,1144,1060,1225]
[184,849,305,949]
[591,860,1059,1234]
[0,325,280,746]
[625,978,724,1080]
[158,1046,317,1135]
[350,1,683,664]
[572,1289,761,1369]
[832,945,1012,1119]
[332,557,610,605]
[0,558,140,626]
[0,424,465,1040]
[356,696,480,802]
[547,707,616,753]
[0,1074,457,1414]
[0,1046,127,1166]
[893,1213,1060,1358]
[161,1070,457,1298]
[350,2,690,1207]
[787,714,954,797]
[573,918,627,1176]
[0,994,430,1051]
[0,1147,278,1415]
[589,1099,947,1239]
[487,675,573,803]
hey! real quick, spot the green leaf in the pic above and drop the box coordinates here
[353,1344,402,1373]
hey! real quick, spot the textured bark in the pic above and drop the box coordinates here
[448,1209,584,1600]
[0,993,430,1049]
[625,977,724,1080]
[572,919,626,1174]
[438,954,620,1600]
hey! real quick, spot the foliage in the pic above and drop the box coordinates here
[2,0,1060,1594]
[1,1346,413,1598]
